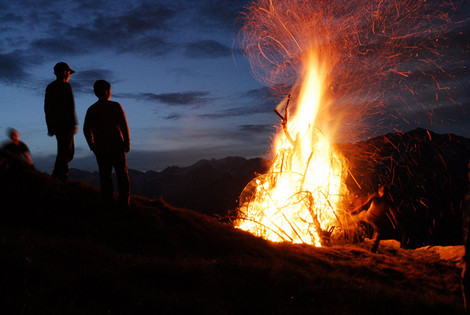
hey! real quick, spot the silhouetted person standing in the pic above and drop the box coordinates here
[44,62,78,182]
[2,128,34,166]
[83,80,130,207]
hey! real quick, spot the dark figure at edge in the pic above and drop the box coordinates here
[351,184,398,253]
[83,80,131,207]
[461,161,470,311]
[2,128,34,166]
[44,62,78,182]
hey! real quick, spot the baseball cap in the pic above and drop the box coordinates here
[54,62,75,74]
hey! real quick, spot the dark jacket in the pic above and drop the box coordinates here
[44,80,78,134]
[83,100,130,154]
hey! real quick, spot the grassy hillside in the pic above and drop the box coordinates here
[0,149,465,314]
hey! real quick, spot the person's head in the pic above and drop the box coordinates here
[7,128,20,145]
[54,62,75,82]
[94,80,111,100]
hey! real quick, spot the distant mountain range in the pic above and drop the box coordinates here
[70,156,269,219]
[69,128,470,248]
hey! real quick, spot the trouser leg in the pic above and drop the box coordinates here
[370,231,381,253]
[462,261,470,311]
[96,154,114,203]
[53,132,74,181]
[114,152,130,205]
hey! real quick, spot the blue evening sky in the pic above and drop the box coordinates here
[0,0,468,172]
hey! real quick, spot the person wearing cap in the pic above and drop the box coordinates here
[44,62,78,182]
[83,80,131,207]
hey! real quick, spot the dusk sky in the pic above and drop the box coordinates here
[1,0,468,172]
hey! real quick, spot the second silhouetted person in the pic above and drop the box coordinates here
[83,80,131,207]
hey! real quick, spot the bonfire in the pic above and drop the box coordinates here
[234,0,464,246]
[235,53,350,246]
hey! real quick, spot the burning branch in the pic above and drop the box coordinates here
[274,94,295,146]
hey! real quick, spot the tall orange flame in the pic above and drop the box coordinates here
[235,52,348,246]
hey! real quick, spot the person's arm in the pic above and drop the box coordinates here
[351,193,377,215]
[67,83,79,134]
[23,152,33,165]
[119,104,130,152]
[19,142,33,166]
[44,86,54,136]
[83,110,94,151]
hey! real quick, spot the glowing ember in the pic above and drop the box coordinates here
[234,0,464,245]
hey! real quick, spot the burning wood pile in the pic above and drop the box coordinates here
[235,90,349,247]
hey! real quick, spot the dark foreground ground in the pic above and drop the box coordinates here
[0,150,466,314]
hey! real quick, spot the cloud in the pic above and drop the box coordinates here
[120,36,174,56]
[0,52,30,83]
[199,105,273,119]
[30,38,85,56]
[197,87,279,120]
[150,91,210,106]
[2,1,179,61]
[239,124,274,134]
[0,0,248,87]
[199,107,250,119]
[78,2,177,36]
[89,4,173,36]
[0,49,45,85]
[72,69,116,93]
[119,91,211,107]
[64,3,177,55]
[164,113,183,120]
[167,67,195,76]
[192,0,249,31]
[244,87,269,98]
[0,12,23,25]
[75,69,114,82]
[183,40,233,58]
